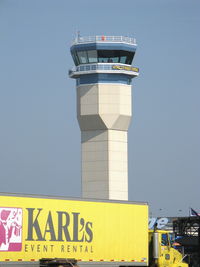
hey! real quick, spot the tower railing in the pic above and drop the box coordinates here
[69,63,139,77]
[72,36,136,45]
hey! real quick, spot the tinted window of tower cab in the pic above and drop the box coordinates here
[74,50,135,65]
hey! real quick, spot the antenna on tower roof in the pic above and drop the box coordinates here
[75,31,81,43]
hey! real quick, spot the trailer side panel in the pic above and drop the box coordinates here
[0,195,148,265]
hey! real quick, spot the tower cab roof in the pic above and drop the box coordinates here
[71,35,137,53]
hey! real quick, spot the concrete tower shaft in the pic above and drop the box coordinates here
[69,35,139,200]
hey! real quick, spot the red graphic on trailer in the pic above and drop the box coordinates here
[0,208,22,251]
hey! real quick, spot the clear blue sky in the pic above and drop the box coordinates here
[0,0,199,216]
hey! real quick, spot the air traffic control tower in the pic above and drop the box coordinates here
[69,35,139,201]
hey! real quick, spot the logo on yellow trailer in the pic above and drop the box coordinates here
[0,208,23,251]
[0,198,94,258]
[25,208,93,242]
[24,208,94,255]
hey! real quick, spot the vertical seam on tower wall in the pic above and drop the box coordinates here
[79,85,83,198]
[108,129,110,195]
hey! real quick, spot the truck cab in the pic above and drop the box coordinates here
[149,230,188,267]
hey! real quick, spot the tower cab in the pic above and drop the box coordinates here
[69,35,139,85]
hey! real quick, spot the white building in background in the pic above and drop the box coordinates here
[69,36,139,200]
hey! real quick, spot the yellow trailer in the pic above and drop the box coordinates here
[0,193,148,266]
